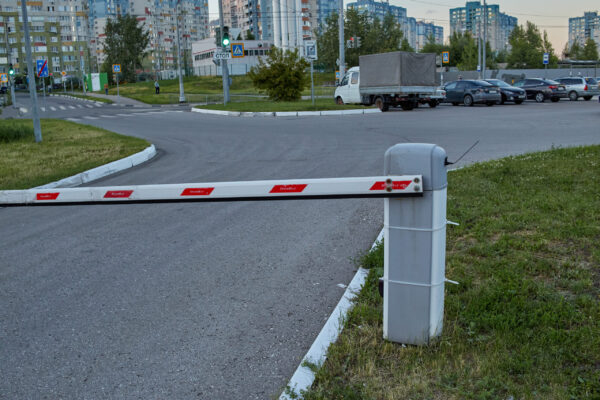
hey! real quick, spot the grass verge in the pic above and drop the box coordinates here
[0,119,149,190]
[303,146,600,400]
[195,98,366,112]
[56,93,114,104]
[101,74,336,104]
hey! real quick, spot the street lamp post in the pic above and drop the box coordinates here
[175,0,186,103]
[20,0,42,142]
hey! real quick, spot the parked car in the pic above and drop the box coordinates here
[484,79,526,104]
[512,78,567,103]
[442,80,501,106]
[554,77,600,101]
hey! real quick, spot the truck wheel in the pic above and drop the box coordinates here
[568,91,578,101]
[428,100,438,108]
[535,92,545,103]
[463,95,474,106]
[335,96,344,105]
[375,97,389,112]
[400,101,414,111]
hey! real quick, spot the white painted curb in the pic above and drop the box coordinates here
[34,145,157,189]
[280,229,384,400]
[192,107,381,118]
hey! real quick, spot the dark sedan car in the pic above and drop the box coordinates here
[442,80,502,106]
[512,78,567,103]
[484,79,526,104]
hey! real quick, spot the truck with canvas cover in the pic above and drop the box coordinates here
[334,52,443,111]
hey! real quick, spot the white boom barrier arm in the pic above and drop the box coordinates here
[0,176,423,206]
[1,143,448,346]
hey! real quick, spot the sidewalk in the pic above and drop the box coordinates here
[80,92,147,107]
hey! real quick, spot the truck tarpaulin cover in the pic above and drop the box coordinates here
[359,52,437,87]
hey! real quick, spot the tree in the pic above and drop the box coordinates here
[248,47,309,101]
[420,34,447,55]
[508,21,557,68]
[582,38,599,61]
[102,15,150,83]
[400,38,414,52]
[245,30,256,40]
[447,31,478,69]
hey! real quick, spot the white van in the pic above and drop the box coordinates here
[334,67,361,105]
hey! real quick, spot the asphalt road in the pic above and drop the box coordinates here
[1,99,599,399]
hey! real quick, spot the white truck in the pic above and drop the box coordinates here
[334,52,444,111]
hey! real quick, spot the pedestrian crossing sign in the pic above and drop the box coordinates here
[0,73,7,83]
[231,43,244,58]
[112,64,121,73]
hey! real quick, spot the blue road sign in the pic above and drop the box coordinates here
[112,64,121,73]
[442,51,449,64]
[231,43,244,58]
[36,59,49,77]
[543,53,549,65]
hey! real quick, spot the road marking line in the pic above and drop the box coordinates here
[66,118,81,122]
[40,107,46,112]
[50,106,56,111]
[85,104,93,108]
[116,113,131,117]
[59,105,66,110]
[77,104,83,108]
[83,116,99,120]
[68,106,75,109]
[102,115,117,118]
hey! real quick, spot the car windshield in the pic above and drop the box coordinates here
[585,77,598,84]
[486,80,510,87]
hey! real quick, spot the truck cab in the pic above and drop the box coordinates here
[334,67,361,105]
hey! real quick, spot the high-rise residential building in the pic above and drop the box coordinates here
[315,0,337,31]
[259,0,316,46]
[449,1,517,51]
[346,0,443,51]
[0,0,90,78]
[569,11,600,52]
[89,0,209,76]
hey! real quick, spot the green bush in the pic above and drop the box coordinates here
[248,47,309,101]
[0,121,34,143]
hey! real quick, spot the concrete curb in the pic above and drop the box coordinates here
[50,94,106,106]
[191,107,381,117]
[34,145,157,189]
[279,229,383,400]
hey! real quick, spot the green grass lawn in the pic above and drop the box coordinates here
[302,146,600,400]
[195,98,366,112]
[0,119,149,190]
[101,74,336,104]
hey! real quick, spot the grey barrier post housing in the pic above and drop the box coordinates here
[383,143,448,345]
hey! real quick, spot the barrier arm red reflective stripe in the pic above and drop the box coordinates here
[0,176,422,206]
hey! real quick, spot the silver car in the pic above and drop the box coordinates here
[555,77,600,101]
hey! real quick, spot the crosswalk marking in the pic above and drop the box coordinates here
[50,106,56,111]
[68,106,75,109]
[85,104,93,108]
[59,105,66,110]
[66,118,81,122]
[83,116,99,120]
[77,104,83,108]
[40,107,46,112]
[101,115,117,118]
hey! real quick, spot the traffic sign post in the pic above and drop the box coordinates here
[0,73,7,105]
[441,51,449,85]
[305,41,318,105]
[61,71,67,93]
[0,143,450,346]
[543,53,549,78]
[231,43,244,58]
[113,64,121,97]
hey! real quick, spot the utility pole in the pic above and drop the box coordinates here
[4,16,17,108]
[477,17,481,79]
[482,0,487,79]
[175,0,186,103]
[218,0,230,105]
[20,0,42,142]
[338,0,345,82]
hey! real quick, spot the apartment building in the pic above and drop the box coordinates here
[346,0,443,51]
[449,1,517,51]
[569,11,600,53]
[0,0,90,78]
[89,0,209,76]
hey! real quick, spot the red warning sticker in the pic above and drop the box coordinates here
[270,184,308,193]
[36,193,60,200]
[369,181,412,191]
[181,188,214,196]
[104,190,133,198]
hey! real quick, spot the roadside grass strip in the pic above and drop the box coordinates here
[0,119,149,190]
[301,146,600,400]
[195,99,367,113]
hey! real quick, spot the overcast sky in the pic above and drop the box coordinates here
[207,0,599,54]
